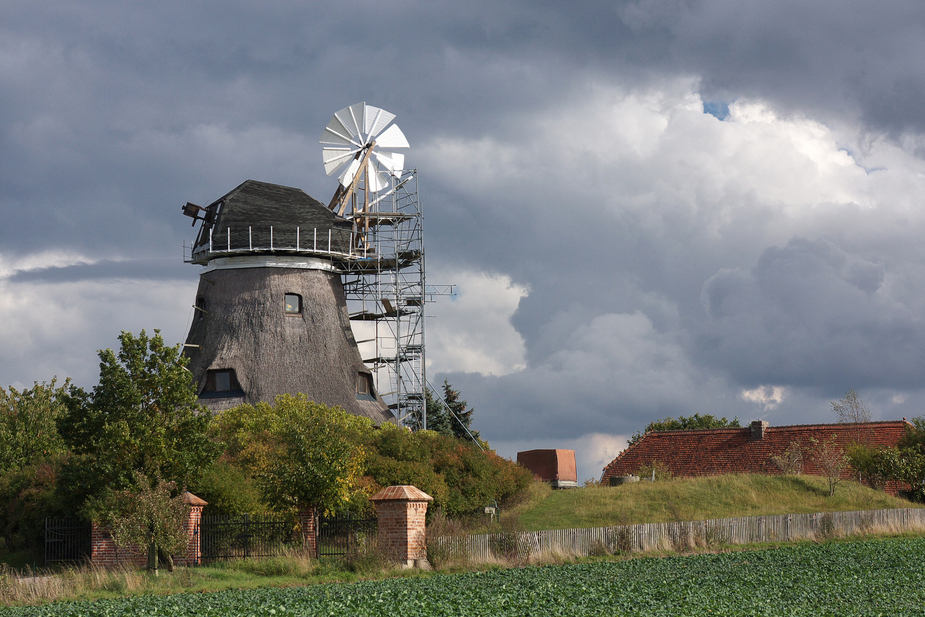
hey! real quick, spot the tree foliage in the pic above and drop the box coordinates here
[57,330,220,509]
[846,418,925,500]
[405,387,452,435]
[628,414,740,447]
[811,435,849,497]
[211,395,372,514]
[405,380,478,442]
[831,388,872,424]
[361,423,532,516]
[0,379,69,475]
[90,472,190,573]
[0,379,70,555]
[442,380,479,441]
[0,457,67,553]
[771,441,805,475]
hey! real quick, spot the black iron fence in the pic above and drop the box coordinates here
[200,514,298,563]
[44,512,381,566]
[318,512,377,557]
[44,518,91,565]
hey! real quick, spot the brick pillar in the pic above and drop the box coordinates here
[180,492,207,566]
[298,506,318,558]
[369,485,433,568]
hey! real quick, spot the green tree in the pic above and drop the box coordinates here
[58,330,220,509]
[405,387,452,436]
[0,379,69,475]
[628,413,740,447]
[443,380,479,441]
[896,417,925,500]
[211,395,372,515]
[847,419,925,500]
[90,472,190,574]
[362,422,532,516]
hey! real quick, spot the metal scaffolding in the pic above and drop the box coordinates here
[336,170,452,427]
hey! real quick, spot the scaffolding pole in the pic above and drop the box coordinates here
[338,170,452,428]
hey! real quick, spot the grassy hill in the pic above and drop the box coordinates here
[507,474,921,531]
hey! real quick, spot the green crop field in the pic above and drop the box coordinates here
[3,537,924,616]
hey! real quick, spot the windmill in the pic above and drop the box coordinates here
[180,177,394,423]
[180,103,440,427]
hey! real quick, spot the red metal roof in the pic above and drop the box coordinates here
[601,420,911,484]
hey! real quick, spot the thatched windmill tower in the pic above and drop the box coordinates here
[181,178,393,423]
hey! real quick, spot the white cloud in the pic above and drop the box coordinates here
[740,385,787,410]
[426,269,528,376]
[0,266,196,388]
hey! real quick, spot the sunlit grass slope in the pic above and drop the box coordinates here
[511,474,921,531]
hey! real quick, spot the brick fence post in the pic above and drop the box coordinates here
[298,506,318,558]
[369,485,433,568]
[180,492,208,566]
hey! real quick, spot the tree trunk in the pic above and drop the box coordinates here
[147,539,158,575]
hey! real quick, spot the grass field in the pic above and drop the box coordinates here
[508,474,920,531]
[2,537,923,616]
[2,474,922,610]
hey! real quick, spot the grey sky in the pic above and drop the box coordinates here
[4,1,925,479]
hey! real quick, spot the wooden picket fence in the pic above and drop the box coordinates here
[437,508,925,561]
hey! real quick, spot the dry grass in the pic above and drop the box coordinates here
[0,561,157,606]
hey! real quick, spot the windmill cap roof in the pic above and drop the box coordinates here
[190,179,353,259]
[369,485,434,502]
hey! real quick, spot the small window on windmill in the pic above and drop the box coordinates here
[202,369,244,398]
[285,293,302,314]
[356,373,376,401]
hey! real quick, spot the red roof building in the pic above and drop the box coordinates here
[517,449,578,489]
[601,419,912,493]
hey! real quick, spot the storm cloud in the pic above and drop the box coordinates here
[5,1,925,478]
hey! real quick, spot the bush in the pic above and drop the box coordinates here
[0,456,67,556]
[361,424,532,517]
[188,459,269,516]
[635,460,672,482]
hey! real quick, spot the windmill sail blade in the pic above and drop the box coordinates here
[374,124,410,149]
[332,103,363,139]
[366,167,390,193]
[322,146,357,176]
[320,115,359,146]
[364,106,395,138]
[373,150,405,174]
[320,103,410,215]
[338,158,362,187]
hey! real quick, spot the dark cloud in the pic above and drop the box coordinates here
[696,237,925,391]
[5,0,925,478]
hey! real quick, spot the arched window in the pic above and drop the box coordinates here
[202,369,244,398]
[285,293,302,314]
